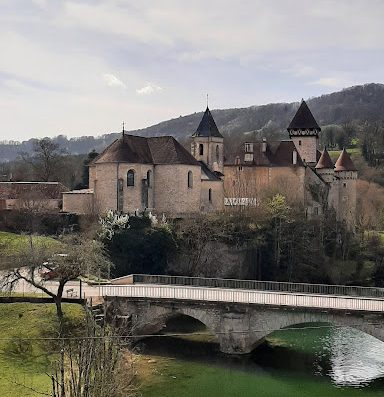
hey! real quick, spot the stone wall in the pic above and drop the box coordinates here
[224,165,306,205]
[200,180,224,212]
[62,192,94,214]
[291,136,318,163]
[154,164,201,215]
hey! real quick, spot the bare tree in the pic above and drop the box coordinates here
[50,318,137,397]
[1,235,112,324]
[20,138,67,181]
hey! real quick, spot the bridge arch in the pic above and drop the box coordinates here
[245,314,384,354]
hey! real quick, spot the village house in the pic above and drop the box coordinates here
[0,182,67,212]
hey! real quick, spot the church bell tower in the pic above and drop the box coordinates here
[191,107,224,173]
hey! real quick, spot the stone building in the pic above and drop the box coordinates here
[224,100,357,227]
[63,112,223,215]
[63,100,357,227]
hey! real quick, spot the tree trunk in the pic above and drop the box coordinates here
[55,281,66,334]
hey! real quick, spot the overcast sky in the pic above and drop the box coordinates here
[1,0,384,141]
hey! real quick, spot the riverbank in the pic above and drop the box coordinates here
[0,302,85,396]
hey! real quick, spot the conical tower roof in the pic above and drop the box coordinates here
[315,147,334,169]
[192,107,223,138]
[288,100,321,134]
[334,148,357,171]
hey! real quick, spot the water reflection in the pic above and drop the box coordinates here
[325,327,384,387]
[138,323,384,389]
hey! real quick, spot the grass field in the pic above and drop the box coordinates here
[0,231,60,256]
[0,303,85,397]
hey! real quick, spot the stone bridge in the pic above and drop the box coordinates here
[100,279,384,354]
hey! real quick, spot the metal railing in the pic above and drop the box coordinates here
[100,284,384,312]
[122,274,384,299]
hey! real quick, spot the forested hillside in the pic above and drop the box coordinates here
[1,83,384,161]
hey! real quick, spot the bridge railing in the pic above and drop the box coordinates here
[126,274,384,299]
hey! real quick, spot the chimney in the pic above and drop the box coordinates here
[292,149,297,165]
[262,137,267,153]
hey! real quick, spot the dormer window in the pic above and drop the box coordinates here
[245,143,253,153]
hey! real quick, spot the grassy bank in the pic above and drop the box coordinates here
[0,302,85,397]
[0,231,60,256]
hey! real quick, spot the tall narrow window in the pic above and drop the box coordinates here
[216,145,220,161]
[208,188,212,202]
[298,140,302,146]
[188,171,193,188]
[199,144,204,155]
[147,170,152,188]
[127,169,135,186]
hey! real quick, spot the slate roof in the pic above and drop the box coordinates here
[288,100,321,132]
[315,148,334,169]
[334,148,357,171]
[225,140,304,167]
[0,182,67,200]
[192,107,223,138]
[199,161,222,181]
[94,134,200,166]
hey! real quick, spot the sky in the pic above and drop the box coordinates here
[1,0,384,141]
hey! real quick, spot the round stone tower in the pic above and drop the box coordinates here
[334,148,357,228]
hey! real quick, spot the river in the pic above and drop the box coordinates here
[136,317,384,397]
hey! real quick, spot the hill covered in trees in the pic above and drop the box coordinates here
[1,83,384,161]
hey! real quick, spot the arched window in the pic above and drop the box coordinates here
[187,171,193,188]
[208,188,212,202]
[216,145,220,161]
[127,169,135,186]
[147,170,152,188]
[199,144,204,156]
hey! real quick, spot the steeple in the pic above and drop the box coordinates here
[334,148,357,172]
[288,100,320,164]
[315,147,334,169]
[287,100,321,136]
[191,106,224,173]
[192,107,223,138]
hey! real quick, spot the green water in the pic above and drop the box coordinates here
[138,323,384,397]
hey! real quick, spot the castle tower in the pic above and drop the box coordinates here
[315,147,334,183]
[288,100,321,164]
[315,147,338,211]
[191,107,224,173]
[334,148,357,228]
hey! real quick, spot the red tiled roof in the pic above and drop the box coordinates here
[0,182,67,200]
[315,148,334,169]
[334,148,357,172]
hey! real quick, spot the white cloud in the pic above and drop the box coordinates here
[310,77,345,88]
[103,73,127,88]
[136,83,162,95]
[31,0,48,8]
